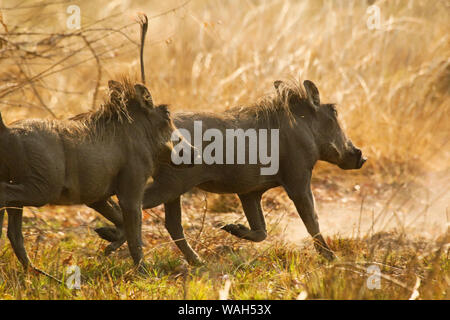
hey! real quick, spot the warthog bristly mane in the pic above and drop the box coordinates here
[227,79,309,128]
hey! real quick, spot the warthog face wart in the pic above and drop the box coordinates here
[315,104,366,170]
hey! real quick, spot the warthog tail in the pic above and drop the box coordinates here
[138,13,148,85]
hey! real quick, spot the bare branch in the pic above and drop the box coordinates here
[81,35,102,109]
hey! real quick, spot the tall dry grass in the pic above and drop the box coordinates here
[0,1,449,300]
[0,0,449,180]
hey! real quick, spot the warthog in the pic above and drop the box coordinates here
[0,79,180,272]
[97,79,367,264]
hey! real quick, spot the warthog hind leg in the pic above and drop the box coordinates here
[6,206,63,282]
[95,226,120,243]
[94,226,127,257]
[6,207,30,268]
[221,191,267,242]
[104,237,126,256]
[165,197,203,265]
[89,199,125,248]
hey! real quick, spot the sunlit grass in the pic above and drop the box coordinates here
[0,0,448,300]
[0,212,448,299]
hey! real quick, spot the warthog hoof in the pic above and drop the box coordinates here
[221,223,250,237]
[95,226,126,255]
[187,255,205,267]
[104,237,126,256]
[222,223,247,231]
[95,226,122,243]
[315,244,337,261]
[221,223,267,242]
[136,261,151,276]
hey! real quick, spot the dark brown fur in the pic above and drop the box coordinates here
[97,80,366,264]
[0,78,177,272]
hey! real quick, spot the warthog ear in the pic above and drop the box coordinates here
[274,80,290,94]
[134,84,154,109]
[108,80,122,91]
[303,80,320,109]
[274,80,284,90]
[108,80,123,105]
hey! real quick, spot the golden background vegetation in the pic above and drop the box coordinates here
[1,0,448,180]
[0,0,448,300]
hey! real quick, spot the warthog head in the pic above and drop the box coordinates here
[303,80,366,170]
[275,80,367,170]
[107,80,181,164]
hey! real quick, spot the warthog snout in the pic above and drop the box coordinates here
[338,142,367,170]
[354,147,367,169]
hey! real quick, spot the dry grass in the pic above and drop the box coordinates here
[1,0,448,178]
[0,205,448,299]
[0,0,449,299]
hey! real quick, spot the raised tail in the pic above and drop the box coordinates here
[137,13,148,85]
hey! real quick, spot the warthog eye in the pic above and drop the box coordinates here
[163,110,170,121]
[158,105,170,120]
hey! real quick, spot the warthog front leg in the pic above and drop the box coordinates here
[221,191,267,242]
[117,200,145,270]
[116,174,147,271]
[285,183,336,261]
[165,197,203,265]
[92,179,175,249]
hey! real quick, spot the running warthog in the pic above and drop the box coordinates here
[0,78,180,272]
[97,79,366,264]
